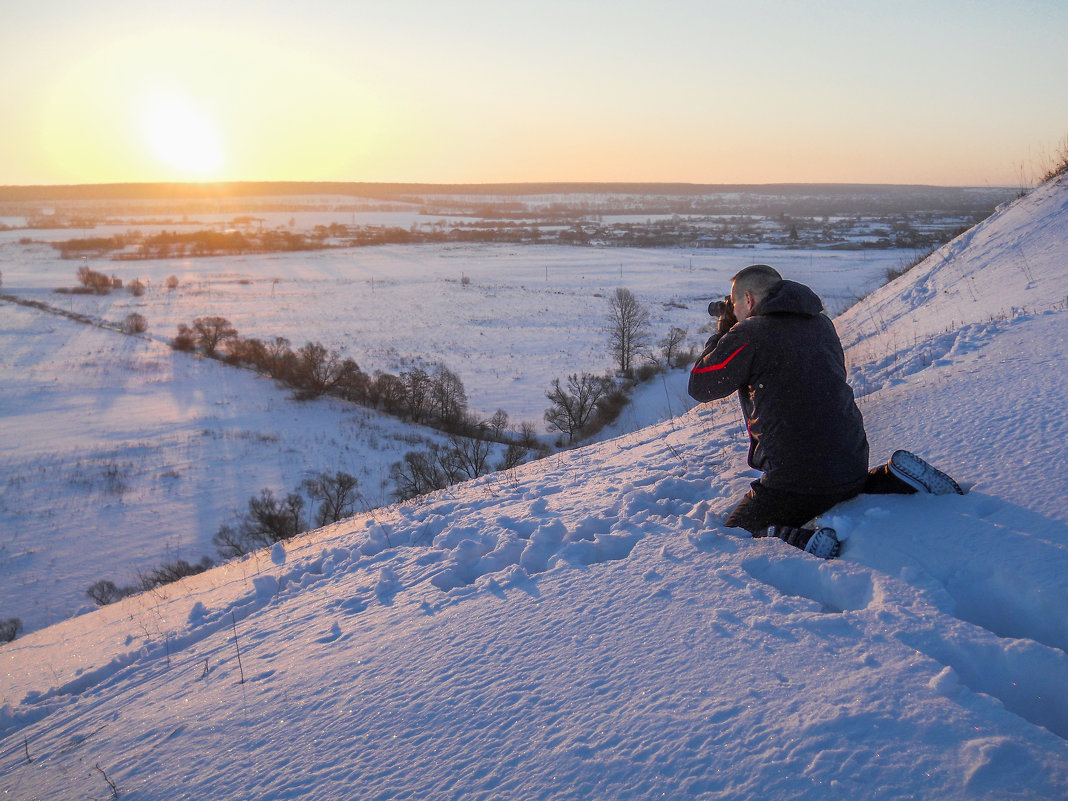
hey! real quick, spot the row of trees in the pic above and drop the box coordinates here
[171,316,522,439]
[62,265,161,296]
[173,316,365,402]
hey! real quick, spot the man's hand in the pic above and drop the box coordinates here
[716,297,737,334]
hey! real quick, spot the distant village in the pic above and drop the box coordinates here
[0,183,1016,257]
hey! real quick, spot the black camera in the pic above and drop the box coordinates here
[707,296,733,317]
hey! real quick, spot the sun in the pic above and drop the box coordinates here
[142,94,224,177]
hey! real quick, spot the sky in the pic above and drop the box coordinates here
[1,0,1065,187]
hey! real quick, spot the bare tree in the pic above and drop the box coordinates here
[192,316,237,355]
[606,287,651,375]
[304,471,359,527]
[544,372,615,443]
[487,409,509,438]
[294,342,360,399]
[431,365,467,427]
[402,367,433,422]
[390,446,453,501]
[497,442,528,471]
[266,336,293,375]
[660,326,688,367]
[374,373,407,416]
[213,524,250,560]
[447,432,491,479]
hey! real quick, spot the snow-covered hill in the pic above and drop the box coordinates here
[2,179,1067,799]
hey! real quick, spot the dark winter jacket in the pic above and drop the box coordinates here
[688,280,869,494]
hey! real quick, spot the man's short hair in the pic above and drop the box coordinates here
[732,264,782,299]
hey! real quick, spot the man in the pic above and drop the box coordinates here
[688,264,962,559]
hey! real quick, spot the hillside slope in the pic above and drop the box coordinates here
[2,179,1067,800]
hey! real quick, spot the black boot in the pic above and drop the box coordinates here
[763,525,841,559]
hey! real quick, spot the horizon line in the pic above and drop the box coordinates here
[0,179,1016,203]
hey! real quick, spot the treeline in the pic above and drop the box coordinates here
[171,315,526,442]
[53,229,316,259]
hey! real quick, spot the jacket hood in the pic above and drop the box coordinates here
[752,279,825,317]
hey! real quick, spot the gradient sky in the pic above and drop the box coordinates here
[2,0,1065,187]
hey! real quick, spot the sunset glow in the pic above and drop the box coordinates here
[2,0,1066,187]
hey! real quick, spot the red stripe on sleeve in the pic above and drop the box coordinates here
[691,343,748,374]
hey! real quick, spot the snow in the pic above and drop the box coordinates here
[2,177,1068,799]
[1,219,906,636]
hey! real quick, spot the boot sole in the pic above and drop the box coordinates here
[889,450,964,495]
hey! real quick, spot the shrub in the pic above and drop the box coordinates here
[633,360,661,383]
[213,489,306,558]
[1042,133,1068,183]
[172,323,197,351]
[304,471,359,527]
[76,265,112,294]
[0,617,22,643]
[165,274,180,290]
[87,580,127,606]
[390,445,453,501]
[128,279,146,297]
[223,335,266,366]
[122,312,148,334]
[136,556,214,590]
[86,556,214,606]
[591,386,630,430]
[497,442,529,471]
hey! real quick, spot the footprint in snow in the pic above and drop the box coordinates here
[740,551,874,614]
[317,621,343,644]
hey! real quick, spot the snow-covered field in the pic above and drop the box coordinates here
[1,212,908,636]
[3,224,909,422]
[2,178,1067,799]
